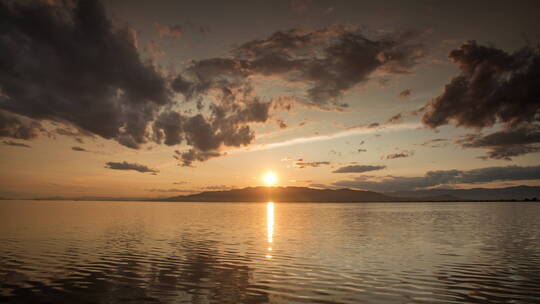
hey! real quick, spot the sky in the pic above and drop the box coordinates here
[1,0,540,198]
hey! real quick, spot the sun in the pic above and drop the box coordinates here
[263,172,277,186]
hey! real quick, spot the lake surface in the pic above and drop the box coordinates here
[1,200,539,303]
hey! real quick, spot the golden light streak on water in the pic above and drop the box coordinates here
[266,202,274,258]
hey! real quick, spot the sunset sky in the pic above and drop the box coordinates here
[1,0,539,198]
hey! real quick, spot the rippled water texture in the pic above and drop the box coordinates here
[1,201,539,303]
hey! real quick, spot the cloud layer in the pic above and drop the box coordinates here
[333,165,386,173]
[0,0,274,166]
[423,41,540,129]
[0,0,170,149]
[294,160,331,169]
[105,161,158,174]
[384,150,414,159]
[334,165,540,192]
[457,125,540,160]
[3,140,31,148]
[174,26,425,109]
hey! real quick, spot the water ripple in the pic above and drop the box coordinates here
[1,201,540,303]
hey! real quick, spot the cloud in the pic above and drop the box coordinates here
[384,150,414,159]
[0,0,171,149]
[398,89,412,99]
[276,119,288,129]
[154,98,271,165]
[3,140,31,148]
[0,0,277,166]
[417,138,449,148]
[174,26,425,110]
[294,160,331,168]
[357,148,367,152]
[385,113,403,124]
[333,165,540,192]
[0,1,426,166]
[154,22,182,39]
[105,161,158,174]
[457,125,540,160]
[333,165,386,173]
[173,149,223,167]
[71,146,88,152]
[226,122,420,154]
[0,110,43,140]
[54,127,91,138]
[422,41,540,129]
[145,40,165,58]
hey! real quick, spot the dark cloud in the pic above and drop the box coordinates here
[0,110,42,140]
[398,89,412,99]
[294,160,331,168]
[174,26,425,110]
[385,113,403,124]
[0,1,426,166]
[105,161,158,173]
[152,111,185,146]
[423,41,540,129]
[71,146,88,152]
[276,119,288,129]
[3,140,31,148]
[333,165,540,192]
[348,122,381,130]
[417,138,449,148]
[457,125,540,160]
[173,149,223,167]
[0,0,170,149]
[154,96,271,166]
[357,148,367,152]
[333,165,386,173]
[154,93,270,159]
[384,150,414,159]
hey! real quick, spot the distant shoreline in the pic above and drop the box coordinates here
[3,185,539,203]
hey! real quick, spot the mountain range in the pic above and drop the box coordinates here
[19,185,540,202]
[161,186,540,202]
[386,185,540,201]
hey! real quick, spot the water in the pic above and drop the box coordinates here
[1,200,539,303]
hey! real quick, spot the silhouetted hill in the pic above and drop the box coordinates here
[161,186,455,202]
[162,186,398,202]
[387,185,540,201]
[26,186,540,203]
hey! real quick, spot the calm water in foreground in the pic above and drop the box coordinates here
[1,200,539,304]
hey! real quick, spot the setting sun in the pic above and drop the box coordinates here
[263,172,277,186]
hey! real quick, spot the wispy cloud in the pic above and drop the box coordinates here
[228,123,420,153]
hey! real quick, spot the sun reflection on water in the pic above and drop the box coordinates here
[266,202,274,259]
